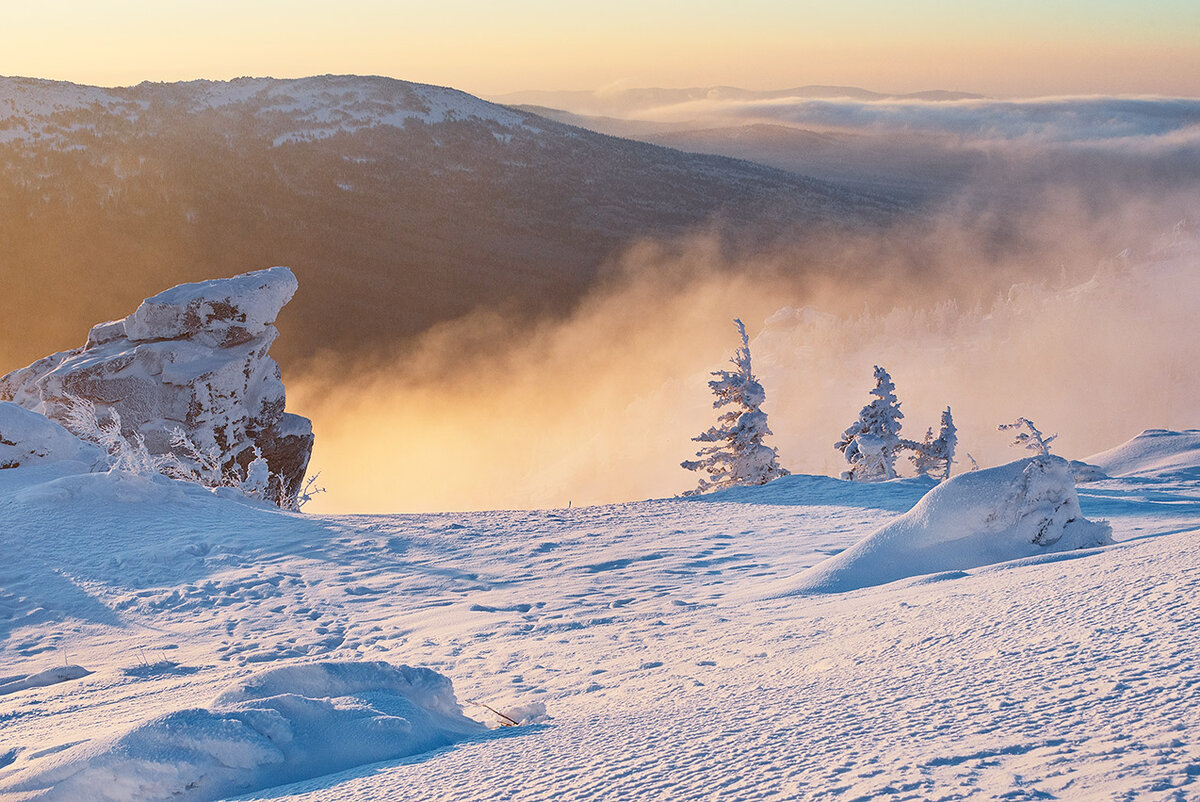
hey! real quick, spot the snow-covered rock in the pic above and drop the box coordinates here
[122,266,299,348]
[0,401,104,469]
[6,661,485,802]
[781,455,1113,594]
[0,267,312,498]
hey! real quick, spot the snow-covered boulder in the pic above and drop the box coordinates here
[0,401,104,469]
[782,456,1113,594]
[122,266,299,348]
[5,661,486,801]
[0,267,312,498]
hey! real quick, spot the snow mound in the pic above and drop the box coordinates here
[780,456,1113,594]
[1083,429,1200,480]
[0,665,91,696]
[0,402,103,469]
[6,661,486,802]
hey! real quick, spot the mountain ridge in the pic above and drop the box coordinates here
[0,74,898,375]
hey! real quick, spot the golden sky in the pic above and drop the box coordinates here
[3,2,1199,97]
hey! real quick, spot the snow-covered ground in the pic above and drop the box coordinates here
[3,434,1200,799]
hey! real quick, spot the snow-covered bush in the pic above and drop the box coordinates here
[910,406,958,481]
[60,396,168,476]
[278,472,325,511]
[681,319,788,493]
[59,394,318,509]
[1000,417,1056,456]
[836,366,906,481]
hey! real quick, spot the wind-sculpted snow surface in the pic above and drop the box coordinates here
[1085,428,1200,481]
[0,267,313,498]
[3,440,1200,799]
[781,455,1113,594]
[5,662,484,802]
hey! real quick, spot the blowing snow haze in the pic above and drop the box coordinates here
[3,75,1200,511]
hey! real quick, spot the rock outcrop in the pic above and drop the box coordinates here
[0,267,313,498]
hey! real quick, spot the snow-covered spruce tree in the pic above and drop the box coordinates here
[999,417,1056,456]
[681,319,789,493]
[910,406,957,481]
[835,366,905,481]
[910,427,938,478]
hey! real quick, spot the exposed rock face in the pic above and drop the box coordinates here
[0,267,313,498]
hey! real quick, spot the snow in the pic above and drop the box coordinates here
[124,266,297,345]
[0,665,91,697]
[1085,428,1200,480]
[7,662,485,802]
[777,456,1113,595]
[0,75,534,152]
[0,401,104,469]
[2,434,1200,799]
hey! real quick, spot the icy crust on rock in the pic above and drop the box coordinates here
[7,661,485,802]
[0,401,104,469]
[781,456,1113,594]
[0,267,312,497]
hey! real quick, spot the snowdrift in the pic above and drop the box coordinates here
[0,402,103,470]
[4,662,486,802]
[780,456,1113,594]
[1084,429,1200,480]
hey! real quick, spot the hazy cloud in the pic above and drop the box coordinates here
[636,95,1200,147]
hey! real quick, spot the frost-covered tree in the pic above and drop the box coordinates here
[59,393,321,509]
[910,427,938,477]
[910,406,957,481]
[836,365,905,481]
[999,417,1056,456]
[681,319,789,493]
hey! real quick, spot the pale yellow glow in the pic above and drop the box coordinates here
[291,209,1200,514]
[1,2,1197,96]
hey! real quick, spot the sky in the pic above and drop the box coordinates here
[2,1,1199,97]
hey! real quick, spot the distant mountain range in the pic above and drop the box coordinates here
[0,75,896,374]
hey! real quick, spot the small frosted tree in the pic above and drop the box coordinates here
[999,417,1056,456]
[910,406,957,481]
[910,427,938,477]
[836,365,905,481]
[681,319,789,493]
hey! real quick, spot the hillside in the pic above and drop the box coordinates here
[0,75,894,374]
[2,431,1200,798]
